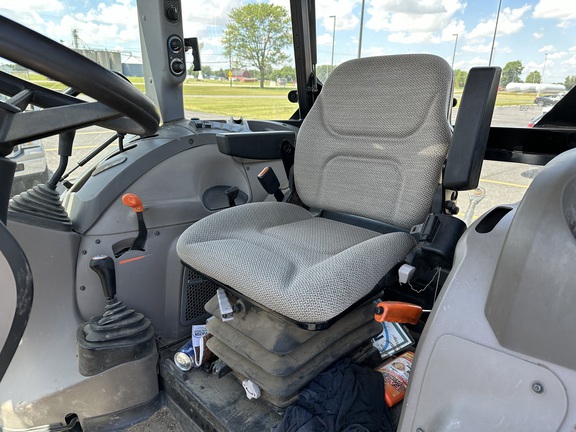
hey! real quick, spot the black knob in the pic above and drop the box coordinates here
[165,6,179,22]
[169,36,183,53]
[89,255,116,300]
[171,59,185,75]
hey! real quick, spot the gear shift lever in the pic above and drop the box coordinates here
[78,254,156,376]
[89,255,116,301]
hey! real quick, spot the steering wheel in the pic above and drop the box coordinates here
[0,15,160,155]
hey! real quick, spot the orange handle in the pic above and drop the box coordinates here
[121,193,144,213]
[374,301,422,324]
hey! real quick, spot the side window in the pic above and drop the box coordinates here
[180,2,297,120]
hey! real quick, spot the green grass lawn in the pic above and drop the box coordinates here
[26,73,543,119]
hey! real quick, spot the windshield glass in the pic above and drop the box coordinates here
[1,0,574,216]
[2,1,574,127]
[314,0,575,128]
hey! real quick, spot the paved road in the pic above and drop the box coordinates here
[39,105,545,224]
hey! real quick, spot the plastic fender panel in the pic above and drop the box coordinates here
[410,335,566,432]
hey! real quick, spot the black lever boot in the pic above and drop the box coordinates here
[76,255,156,376]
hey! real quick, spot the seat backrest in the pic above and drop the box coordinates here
[294,54,453,230]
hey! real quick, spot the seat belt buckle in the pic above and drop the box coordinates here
[410,213,439,242]
[257,166,285,202]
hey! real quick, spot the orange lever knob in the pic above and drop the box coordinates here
[374,301,423,325]
[121,193,144,213]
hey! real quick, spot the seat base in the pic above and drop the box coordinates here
[205,296,382,408]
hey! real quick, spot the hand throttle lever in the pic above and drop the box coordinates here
[121,193,147,251]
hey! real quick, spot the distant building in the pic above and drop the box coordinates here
[122,63,144,77]
[73,49,122,73]
[231,69,257,82]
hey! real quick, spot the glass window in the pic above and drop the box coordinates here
[314,0,575,128]
[179,1,297,120]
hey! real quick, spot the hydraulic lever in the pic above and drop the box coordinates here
[121,193,147,251]
[374,301,423,325]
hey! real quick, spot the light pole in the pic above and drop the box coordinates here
[537,53,548,97]
[330,15,336,70]
[489,0,502,66]
[451,33,459,69]
[357,0,365,58]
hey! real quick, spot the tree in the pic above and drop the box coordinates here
[268,65,296,82]
[525,70,542,84]
[222,3,292,88]
[565,75,576,90]
[200,65,212,78]
[500,60,524,88]
[453,69,468,89]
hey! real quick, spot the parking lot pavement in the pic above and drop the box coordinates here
[40,106,546,224]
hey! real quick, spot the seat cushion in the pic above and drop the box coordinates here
[177,202,416,323]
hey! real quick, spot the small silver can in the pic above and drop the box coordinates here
[174,340,194,371]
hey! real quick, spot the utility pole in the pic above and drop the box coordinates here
[489,0,502,66]
[330,16,336,70]
[451,33,459,69]
[357,0,365,58]
[537,53,547,97]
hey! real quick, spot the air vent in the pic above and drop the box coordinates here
[180,268,219,326]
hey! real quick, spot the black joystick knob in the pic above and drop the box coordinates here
[78,255,155,377]
[90,255,116,300]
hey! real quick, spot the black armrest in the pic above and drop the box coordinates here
[216,131,296,159]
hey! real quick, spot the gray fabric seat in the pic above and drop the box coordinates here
[177,54,453,325]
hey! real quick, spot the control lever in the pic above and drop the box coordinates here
[121,193,147,251]
[225,186,239,207]
[89,255,116,300]
[374,301,423,325]
[47,130,75,189]
[257,167,284,202]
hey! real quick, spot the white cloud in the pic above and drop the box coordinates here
[361,46,389,57]
[565,55,576,66]
[317,0,360,32]
[438,19,466,42]
[388,31,436,44]
[547,51,566,59]
[366,0,464,40]
[37,1,139,51]
[372,0,460,31]
[453,55,489,71]
[539,44,555,52]
[317,33,334,46]
[0,0,64,28]
[462,42,492,53]
[467,5,531,40]
[533,32,544,39]
[533,0,576,26]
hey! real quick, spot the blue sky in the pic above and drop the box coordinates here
[1,0,575,83]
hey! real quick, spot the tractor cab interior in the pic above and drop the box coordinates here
[1,0,576,431]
